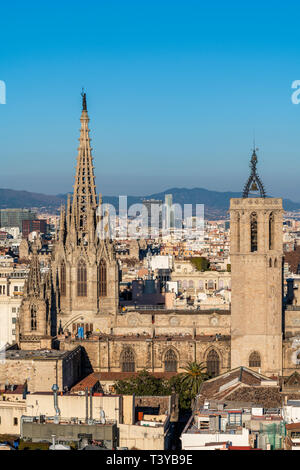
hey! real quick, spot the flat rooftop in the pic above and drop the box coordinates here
[63,334,231,343]
[5,349,74,360]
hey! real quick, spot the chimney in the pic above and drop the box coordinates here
[51,384,60,418]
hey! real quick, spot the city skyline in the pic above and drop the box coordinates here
[1,1,300,199]
[3,0,300,453]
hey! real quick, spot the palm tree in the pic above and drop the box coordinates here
[180,361,208,397]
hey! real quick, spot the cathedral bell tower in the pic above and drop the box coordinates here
[230,149,283,377]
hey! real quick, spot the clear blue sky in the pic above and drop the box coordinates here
[1,0,300,200]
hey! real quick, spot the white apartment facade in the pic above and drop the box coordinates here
[0,260,28,347]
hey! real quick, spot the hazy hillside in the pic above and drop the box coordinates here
[0,189,65,211]
[0,187,299,219]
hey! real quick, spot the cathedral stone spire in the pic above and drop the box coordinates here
[72,90,97,240]
[52,93,119,325]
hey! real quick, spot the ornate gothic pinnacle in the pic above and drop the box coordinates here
[242,148,266,198]
[26,242,42,297]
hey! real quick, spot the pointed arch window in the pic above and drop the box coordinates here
[120,347,135,372]
[249,351,261,368]
[207,349,220,378]
[60,262,66,297]
[237,213,240,252]
[31,305,37,331]
[269,212,275,250]
[250,212,258,252]
[77,259,87,297]
[98,259,107,297]
[164,349,178,372]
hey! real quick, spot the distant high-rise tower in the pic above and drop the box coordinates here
[164,194,175,230]
[230,149,283,376]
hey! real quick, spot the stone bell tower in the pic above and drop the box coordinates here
[230,149,283,377]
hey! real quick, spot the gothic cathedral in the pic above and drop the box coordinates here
[15,94,300,380]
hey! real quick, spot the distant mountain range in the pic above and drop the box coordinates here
[0,187,300,219]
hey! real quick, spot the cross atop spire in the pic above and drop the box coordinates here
[242,147,266,198]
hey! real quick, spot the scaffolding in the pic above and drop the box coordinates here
[258,422,286,450]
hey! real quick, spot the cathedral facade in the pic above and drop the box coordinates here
[14,94,300,384]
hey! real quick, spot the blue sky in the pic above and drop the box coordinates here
[1,1,300,199]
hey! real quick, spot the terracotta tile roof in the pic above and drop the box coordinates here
[286,422,300,430]
[205,441,228,446]
[228,446,257,450]
[197,367,279,408]
[71,373,100,392]
[0,384,25,395]
[224,387,282,408]
[284,247,300,273]
[199,369,242,397]
[251,415,282,421]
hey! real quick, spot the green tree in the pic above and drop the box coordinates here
[113,366,209,411]
[114,369,168,396]
[180,362,208,397]
[167,375,194,410]
[190,257,210,271]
